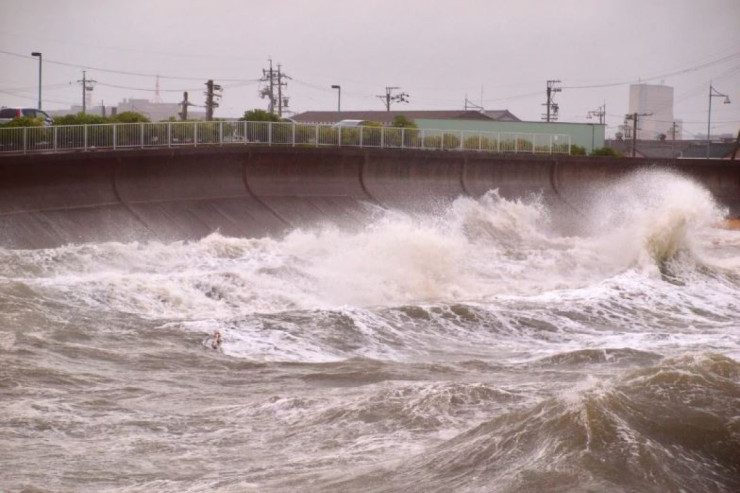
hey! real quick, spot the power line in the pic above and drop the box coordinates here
[96,81,203,93]
[1,82,73,92]
[0,49,259,82]
[563,50,740,90]
[0,88,77,105]
[376,86,409,111]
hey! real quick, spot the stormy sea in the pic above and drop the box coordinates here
[1,170,739,492]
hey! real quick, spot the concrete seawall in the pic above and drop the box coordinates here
[1,147,738,249]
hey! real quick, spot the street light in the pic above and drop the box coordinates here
[331,84,341,114]
[707,82,730,159]
[31,52,42,110]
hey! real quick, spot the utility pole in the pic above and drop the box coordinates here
[542,80,561,122]
[625,112,651,157]
[331,85,341,115]
[268,60,274,114]
[276,64,290,117]
[669,121,679,157]
[82,71,86,114]
[707,83,731,159]
[587,104,606,125]
[277,64,283,117]
[377,86,409,111]
[260,59,276,114]
[77,70,97,114]
[204,80,222,121]
[179,92,190,121]
[259,60,290,116]
[31,52,42,110]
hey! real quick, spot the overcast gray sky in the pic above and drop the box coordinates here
[2,0,739,137]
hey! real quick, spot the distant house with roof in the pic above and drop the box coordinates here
[291,109,520,125]
[291,108,610,153]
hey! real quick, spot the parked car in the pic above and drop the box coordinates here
[0,107,54,126]
[332,119,367,127]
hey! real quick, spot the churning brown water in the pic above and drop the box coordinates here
[1,170,739,492]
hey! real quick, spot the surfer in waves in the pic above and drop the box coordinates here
[210,330,222,351]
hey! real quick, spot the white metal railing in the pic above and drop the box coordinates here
[0,121,572,155]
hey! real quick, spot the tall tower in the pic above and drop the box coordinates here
[154,75,163,104]
[628,84,675,139]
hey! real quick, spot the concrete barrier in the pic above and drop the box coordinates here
[0,147,737,249]
[245,149,372,231]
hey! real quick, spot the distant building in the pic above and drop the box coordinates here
[627,84,679,140]
[291,109,520,125]
[46,98,205,121]
[606,138,737,159]
[115,98,204,121]
[292,109,607,152]
[415,118,605,154]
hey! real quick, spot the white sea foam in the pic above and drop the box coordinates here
[1,170,737,363]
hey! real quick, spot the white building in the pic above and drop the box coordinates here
[628,84,680,140]
[47,99,205,121]
[116,98,204,121]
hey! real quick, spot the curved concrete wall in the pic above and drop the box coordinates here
[0,147,738,249]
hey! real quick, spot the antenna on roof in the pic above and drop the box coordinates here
[464,95,484,111]
[154,75,163,104]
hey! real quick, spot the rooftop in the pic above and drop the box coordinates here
[291,109,520,125]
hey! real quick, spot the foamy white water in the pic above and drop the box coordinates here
[1,170,739,492]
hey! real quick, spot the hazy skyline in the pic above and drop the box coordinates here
[2,0,739,138]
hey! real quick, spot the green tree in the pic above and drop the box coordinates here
[110,111,150,123]
[241,109,281,122]
[392,115,417,128]
[1,116,44,128]
[53,112,109,126]
[590,147,623,157]
[570,144,587,155]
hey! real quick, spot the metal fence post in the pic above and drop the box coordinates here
[23,127,27,154]
[219,121,223,146]
[315,124,319,147]
[401,128,404,149]
[268,122,272,146]
[84,125,88,151]
[421,129,425,149]
[140,123,144,148]
[194,122,198,147]
[292,123,295,147]
[113,124,117,150]
[380,127,384,148]
[338,126,342,147]
[168,122,172,148]
[53,126,58,152]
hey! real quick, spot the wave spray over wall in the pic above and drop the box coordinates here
[1,170,739,492]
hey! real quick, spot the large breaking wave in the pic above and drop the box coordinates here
[1,169,738,492]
